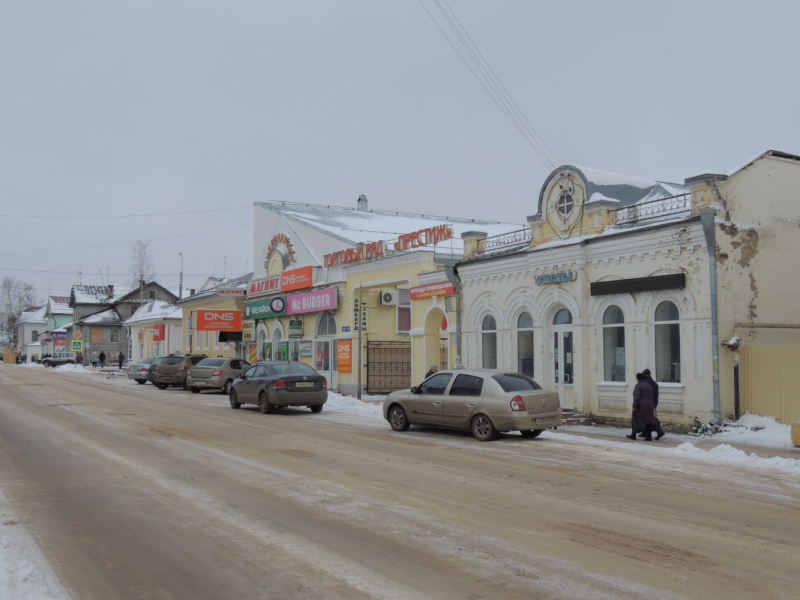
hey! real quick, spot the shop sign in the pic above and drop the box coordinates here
[299,341,312,356]
[324,241,385,268]
[248,275,282,299]
[287,287,337,315]
[289,319,303,338]
[39,333,53,342]
[394,224,453,252]
[534,271,577,285]
[138,330,144,342]
[410,282,455,300]
[242,320,254,342]
[248,343,257,363]
[337,340,352,372]
[353,299,368,332]
[55,338,66,346]
[53,332,66,340]
[278,341,289,361]
[151,324,165,341]
[71,340,83,351]
[265,233,296,267]
[244,296,286,320]
[217,288,244,296]
[196,309,243,331]
[282,266,313,292]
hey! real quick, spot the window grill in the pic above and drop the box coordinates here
[478,228,531,255]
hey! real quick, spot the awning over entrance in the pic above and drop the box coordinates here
[590,273,685,296]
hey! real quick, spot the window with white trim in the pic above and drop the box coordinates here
[654,301,681,383]
[482,315,497,369]
[517,312,533,377]
[602,306,625,382]
[397,288,411,333]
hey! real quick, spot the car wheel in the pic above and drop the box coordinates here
[190,387,200,394]
[388,405,410,432]
[229,389,241,409]
[471,414,496,442]
[221,379,233,395]
[309,404,323,413]
[519,429,544,438]
[136,380,146,385]
[43,362,50,368]
[156,382,168,390]
[258,391,273,414]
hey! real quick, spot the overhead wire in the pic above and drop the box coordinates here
[0,205,252,219]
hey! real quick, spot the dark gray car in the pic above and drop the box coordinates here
[229,361,327,413]
[186,357,250,394]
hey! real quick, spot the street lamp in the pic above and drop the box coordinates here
[179,252,184,300]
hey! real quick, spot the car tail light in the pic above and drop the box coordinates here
[274,379,287,389]
[178,365,186,371]
[140,367,147,372]
[322,377,327,387]
[510,396,526,411]
[212,370,223,376]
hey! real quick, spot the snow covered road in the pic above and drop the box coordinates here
[0,365,798,599]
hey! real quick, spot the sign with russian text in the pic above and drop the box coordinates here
[394,224,453,251]
[289,319,303,338]
[248,343,257,363]
[196,309,242,331]
[337,340,352,372]
[55,338,66,346]
[248,275,282,298]
[534,271,577,285]
[324,241,385,268]
[244,296,286,320]
[217,288,244,296]
[152,324,165,341]
[410,282,455,300]
[282,266,313,292]
[287,287,337,315]
[242,320,254,342]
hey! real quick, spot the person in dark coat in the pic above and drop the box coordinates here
[98,351,106,367]
[639,368,665,439]
[424,364,438,379]
[626,373,662,441]
[118,353,125,370]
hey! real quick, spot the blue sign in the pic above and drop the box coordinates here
[342,326,351,332]
[535,271,577,285]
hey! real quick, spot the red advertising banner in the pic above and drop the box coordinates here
[409,282,455,300]
[152,324,165,341]
[248,275,281,298]
[281,266,313,292]
[196,309,243,331]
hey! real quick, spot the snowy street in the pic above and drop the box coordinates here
[0,364,798,600]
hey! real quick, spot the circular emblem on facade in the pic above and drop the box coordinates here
[245,304,252,318]
[264,233,296,269]
[269,297,285,314]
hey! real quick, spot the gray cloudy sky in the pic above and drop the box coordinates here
[2,0,798,300]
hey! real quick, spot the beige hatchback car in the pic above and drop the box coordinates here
[383,369,561,441]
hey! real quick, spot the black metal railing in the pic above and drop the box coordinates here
[610,193,692,225]
[479,228,531,255]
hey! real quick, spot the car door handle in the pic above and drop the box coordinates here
[466,403,475,407]
[433,401,441,406]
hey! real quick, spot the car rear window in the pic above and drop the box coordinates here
[141,357,156,365]
[196,358,226,367]
[269,363,317,376]
[492,373,542,392]
[161,356,183,365]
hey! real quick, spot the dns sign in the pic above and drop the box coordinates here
[196,309,243,331]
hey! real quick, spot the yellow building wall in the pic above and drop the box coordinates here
[181,295,245,357]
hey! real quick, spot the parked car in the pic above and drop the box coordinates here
[228,361,327,413]
[41,352,78,368]
[153,354,207,390]
[146,357,166,384]
[187,357,250,394]
[127,356,158,384]
[383,369,561,441]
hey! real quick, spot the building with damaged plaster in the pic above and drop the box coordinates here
[456,150,800,426]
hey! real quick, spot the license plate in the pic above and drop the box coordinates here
[196,382,205,386]
[535,418,552,426]
[295,382,314,388]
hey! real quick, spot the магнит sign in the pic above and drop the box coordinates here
[248,275,282,298]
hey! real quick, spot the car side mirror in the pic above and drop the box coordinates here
[241,374,247,380]
[410,386,418,394]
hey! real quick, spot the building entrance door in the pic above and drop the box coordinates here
[552,309,574,409]
[314,340,335,389]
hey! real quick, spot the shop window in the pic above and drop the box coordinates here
[654,301,681,383]
[397,288,411,333]
[317,312,336,336]
[602,306,625,382]
[482,315,497,369]
[110,331,120,344]
[516,312,534,377]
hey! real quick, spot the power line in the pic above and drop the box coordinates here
[0,205,252,219]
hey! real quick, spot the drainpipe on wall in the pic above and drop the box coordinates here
[700,208,721,423]
[444,265,463,369]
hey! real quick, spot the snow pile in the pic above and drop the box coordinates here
[323,392,384,419]
[668,442,800,474]
[20,363,44,369]
[712,414,794,449]
[54,364,92,374]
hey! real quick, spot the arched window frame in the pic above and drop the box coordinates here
[481,314,497,370]
[653,300,681,383]
[515,311,534,377]
[316,311,337,337]
[601,305,625,382]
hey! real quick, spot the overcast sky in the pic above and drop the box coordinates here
[2,0,798,300]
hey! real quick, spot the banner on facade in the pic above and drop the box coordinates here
[289,319,303,338]
[55,338,66,346]
[248,275,282,298]
[299,341,312,356]
[248,343,257,363]
[410,282,455,300]
[242,320,254,342]
[336,340,352,372]
[152,324,165,341]
[196,309,242,331]
[282,266,313,292]
[263,342,272,361]
[287,287,337,315]
[244,296,286,320]
[217,288,244,296]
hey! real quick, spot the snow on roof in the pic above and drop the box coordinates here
[16,306,47,325]
[47,295,73,315]
[257,201,524,253]
[178,273,252,304]
[124,301,183,325]
[81,308,121,325]
[70,285,129,305]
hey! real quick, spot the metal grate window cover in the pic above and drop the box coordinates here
[367,341,411,395]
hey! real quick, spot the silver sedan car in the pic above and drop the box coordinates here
[383,369,561,441]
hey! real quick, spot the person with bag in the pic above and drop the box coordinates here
[626,372,663,441]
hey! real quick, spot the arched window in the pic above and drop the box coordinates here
[317,312,336,336]
[654,301,680,383]
[602,306,625,381]
[557,193,574,218]
[553,308,572,325]
[271,327,282,360]
[517,312,534,377]
[482,315,497,369]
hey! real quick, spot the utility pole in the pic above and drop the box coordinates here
[178,252,184,300]
[223,256,228,278]
[357,284,363,400]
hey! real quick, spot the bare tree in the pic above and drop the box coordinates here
[0,276,39,350]
[128,240,156,289]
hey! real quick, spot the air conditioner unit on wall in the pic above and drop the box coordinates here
[380,290,399,306]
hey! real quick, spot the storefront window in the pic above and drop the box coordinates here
[482,315,497,369]
[602,306,625,382]
[655,301,681,383]
[517,312,533,377]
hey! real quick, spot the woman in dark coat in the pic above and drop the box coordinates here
[626,373,662,441]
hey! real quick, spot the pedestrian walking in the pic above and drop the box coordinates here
[424,364,439,379]
[22,354,27,364]
[98,351,106,367]
[118,353,125,370]
[639,368,665,439]
[626,373,663,441]
[91,352,99,368]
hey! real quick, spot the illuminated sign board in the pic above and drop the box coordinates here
[248,275,281,298]
[196,309,243,331]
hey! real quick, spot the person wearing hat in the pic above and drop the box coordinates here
[424,364,438,379]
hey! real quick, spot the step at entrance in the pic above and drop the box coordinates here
[560,409,593,426]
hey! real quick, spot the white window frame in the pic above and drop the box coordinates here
[515,311,534,378]
[396,287,411,334]
[601,305,626,383]
[481,314,498,370]
[653,300,682,384]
